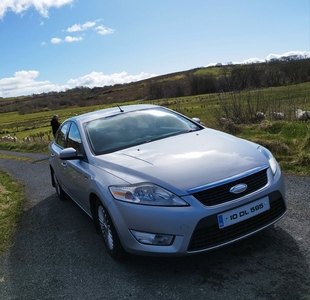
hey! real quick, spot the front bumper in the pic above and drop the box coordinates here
[109,168,286,256]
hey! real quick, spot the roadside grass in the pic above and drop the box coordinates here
[0,169,24,257]
[0,141,48,154]
[235,121,310,176]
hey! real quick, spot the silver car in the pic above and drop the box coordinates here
[49,104,286,259]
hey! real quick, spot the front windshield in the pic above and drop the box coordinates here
[85,107,203,155]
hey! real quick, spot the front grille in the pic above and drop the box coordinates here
[192,169,268,206]
[188,191,286,252]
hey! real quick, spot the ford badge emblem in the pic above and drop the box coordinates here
[230,183,248,194]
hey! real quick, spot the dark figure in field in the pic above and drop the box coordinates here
[51,115,61,137]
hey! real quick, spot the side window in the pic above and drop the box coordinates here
[55,122,70,148]
[67,123,82,154]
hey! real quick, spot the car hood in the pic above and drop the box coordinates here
[92,128,269,195]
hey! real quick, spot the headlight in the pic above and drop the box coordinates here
[109,184,189,206]
[258,146,278,175]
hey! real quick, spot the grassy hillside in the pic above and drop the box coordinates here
[1,81,310,133]
[1,58,310,115]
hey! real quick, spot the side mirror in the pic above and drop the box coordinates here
[59,147,83,160]
[192,117,201,123]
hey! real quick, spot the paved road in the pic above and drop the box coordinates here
[0,150,309,300]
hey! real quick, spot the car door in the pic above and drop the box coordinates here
[52,122,71,191]
[60,122,92,214]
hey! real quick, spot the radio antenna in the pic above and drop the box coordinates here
[117,105,124,112]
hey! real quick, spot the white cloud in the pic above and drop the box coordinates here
[0,70,157,98]
[206,51,310,67]
[0,70,70,98]
[0,0,74,19]
[67,21,96,32]
[51,37,62,44]
[266,51,310,61]
[67,71,157,87]
[51,20,113,45]
[66,20,114,35]
[64,35,83,42]
[237,58,264,64]
[95,25,115,35]
[50,36,82,43]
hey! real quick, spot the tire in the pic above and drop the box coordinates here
[53,171,67,201]
[95,199,126,260]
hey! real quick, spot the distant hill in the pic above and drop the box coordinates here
[1,57,310,115]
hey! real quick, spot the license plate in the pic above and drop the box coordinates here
[217,197,270,229]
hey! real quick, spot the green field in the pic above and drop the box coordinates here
[1,82,310,175]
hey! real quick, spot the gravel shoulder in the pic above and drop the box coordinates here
[0,150,309,300]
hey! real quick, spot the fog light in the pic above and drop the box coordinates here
[130,230,174,246]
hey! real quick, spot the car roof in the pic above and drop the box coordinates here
[66,104,160,124]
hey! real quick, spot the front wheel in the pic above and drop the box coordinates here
[95,199,126,260]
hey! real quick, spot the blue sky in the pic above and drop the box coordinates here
[0,0,309,98]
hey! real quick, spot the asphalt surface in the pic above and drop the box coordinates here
[0,150,309,300]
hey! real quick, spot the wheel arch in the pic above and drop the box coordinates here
[89,192,113,222]
[90,192,99,221]
[89,193,121,240]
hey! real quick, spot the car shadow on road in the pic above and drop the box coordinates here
[1,194,309,300]
[123,224,310,299]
